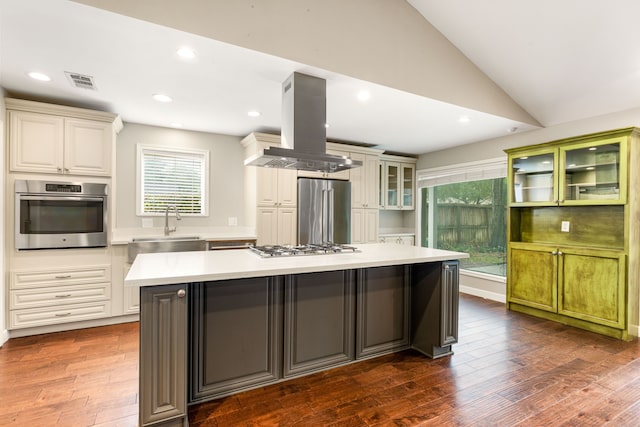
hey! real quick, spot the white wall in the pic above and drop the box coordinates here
[418,107,640,169]
[115,122,245,229]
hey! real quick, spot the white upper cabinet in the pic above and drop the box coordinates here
[350,152,379,208]
[257,168,297,207]
[6,98,120,177]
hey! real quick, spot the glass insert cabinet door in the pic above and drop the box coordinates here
[386,163,399,207]
[510,149,557,204]
[559,138,626,204]
[402,164,415,208]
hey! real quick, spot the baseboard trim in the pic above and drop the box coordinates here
[0,329,9,347]
[460,285,506,303]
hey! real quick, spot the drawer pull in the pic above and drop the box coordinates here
[55,275,72,279]
[55,312,71,317]
[55,294,72,298]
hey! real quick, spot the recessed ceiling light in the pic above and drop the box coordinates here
[357,90,371,102]
[176,47,196,59]
[324,123,330,128]
[152,93,172,103]
[28,72,51,82]
[247,111,261,117]
[588,147,597,151]
[458,115,470,123]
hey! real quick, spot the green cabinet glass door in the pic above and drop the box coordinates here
[559,137,627,205]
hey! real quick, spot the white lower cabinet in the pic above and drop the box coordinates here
[352,208,379,243]
[257,206,297,246]
[9,265,112,329]
[380,235,415,245]
[122,263,140,315]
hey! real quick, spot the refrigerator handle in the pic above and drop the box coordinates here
[321,189,327,243]
[327,188,334,244]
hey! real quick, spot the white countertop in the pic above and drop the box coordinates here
[125,243,469,287]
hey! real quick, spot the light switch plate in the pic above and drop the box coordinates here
[561,221,570,232]
[228,217,238,226]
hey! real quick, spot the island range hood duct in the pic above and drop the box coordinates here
[244,72,362,173]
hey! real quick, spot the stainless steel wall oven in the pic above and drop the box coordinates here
[15,180,108,250]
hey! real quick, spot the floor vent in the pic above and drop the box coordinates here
[65,71,97,90]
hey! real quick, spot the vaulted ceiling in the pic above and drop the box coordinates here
[2,0,638,155]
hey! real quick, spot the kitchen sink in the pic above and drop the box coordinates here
[127,236,207,263]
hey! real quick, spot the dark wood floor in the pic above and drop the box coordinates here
[1,295,639,426]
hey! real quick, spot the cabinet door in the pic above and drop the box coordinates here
[356,265,410,358]
[277,169,298,207]
[558,248,626,328]
[139,284,188,427]
[509,148,557,206]
[384,162,401,209]
[190,278,282,402]
[400,163,415,209]
[351,153,379,208]
[351,208,378,244]
[256,168,279,206]
[256,207,278,246]
[559,137,627,205]
[283,270,355,377]
[277,207,297,246]
[64,118,112,176]
[508,244,557,312]
[363,209,379,243]
[9,110,64,173]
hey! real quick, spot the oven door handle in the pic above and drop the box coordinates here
[19,195,104,202]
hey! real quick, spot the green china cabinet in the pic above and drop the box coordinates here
[506,128,640,340]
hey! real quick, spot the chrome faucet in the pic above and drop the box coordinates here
[164,205,181,236]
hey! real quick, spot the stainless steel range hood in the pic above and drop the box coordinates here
[244,72,362,173]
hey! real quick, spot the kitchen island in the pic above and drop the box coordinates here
[125,243,468,427]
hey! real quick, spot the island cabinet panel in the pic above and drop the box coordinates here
[283,270,355,378]
[189,278,283,403]
[140,284,188,427]
[410,261,460,358]
[356,265,410,359]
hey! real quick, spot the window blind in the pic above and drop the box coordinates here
[140,148,206,215]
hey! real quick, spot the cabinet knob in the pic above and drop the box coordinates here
[64,168,70,173]
[551,251,558,255]
[557,251,563,256]
[177,289,186,298]
[57,167,63,173]
[444,264,450,270]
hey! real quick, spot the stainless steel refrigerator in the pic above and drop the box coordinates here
[297,177,351,245]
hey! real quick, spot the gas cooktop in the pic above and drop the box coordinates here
[250,243,358,257]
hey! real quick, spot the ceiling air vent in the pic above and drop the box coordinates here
[65,71,97,90]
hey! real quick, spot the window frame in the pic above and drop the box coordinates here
[136,144,210,217]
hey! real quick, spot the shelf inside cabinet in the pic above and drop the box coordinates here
[509,205,624,250]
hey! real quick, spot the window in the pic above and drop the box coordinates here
[418,158,507,277]
[137,145,209,216]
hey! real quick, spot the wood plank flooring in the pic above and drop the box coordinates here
[1,294,639,426]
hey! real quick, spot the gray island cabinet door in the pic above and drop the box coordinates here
[356,265,410,359]
[410,261,460,358]
[283,270,355,378]
[190,277,282,402]
[139,284,188,427]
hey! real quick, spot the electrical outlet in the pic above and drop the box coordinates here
[142,218,154,228]
[561,221,570,232]
[228,217,238,226]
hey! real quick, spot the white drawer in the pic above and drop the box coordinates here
[10,283,110,310]
[10,301,111,329]
[11,265,111,289]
